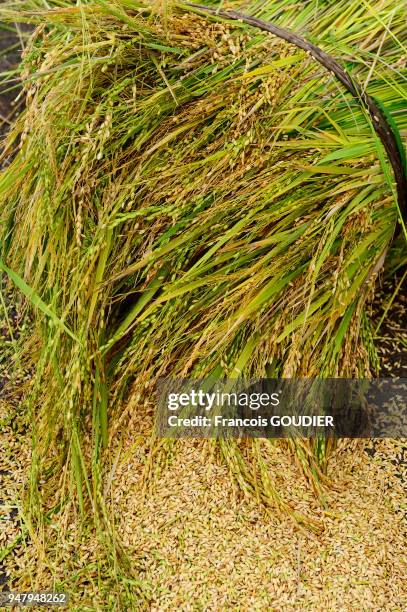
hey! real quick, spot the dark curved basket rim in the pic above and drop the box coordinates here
[186,2,407,229]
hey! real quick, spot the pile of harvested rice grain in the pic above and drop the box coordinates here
[3,427,406,609]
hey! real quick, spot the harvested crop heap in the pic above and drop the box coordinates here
[0,0,406,534]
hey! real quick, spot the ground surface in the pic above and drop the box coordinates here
[0,22,30,138]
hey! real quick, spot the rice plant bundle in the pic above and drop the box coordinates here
[0,0,406,528]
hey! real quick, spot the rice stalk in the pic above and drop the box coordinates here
[0,0,406,574]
